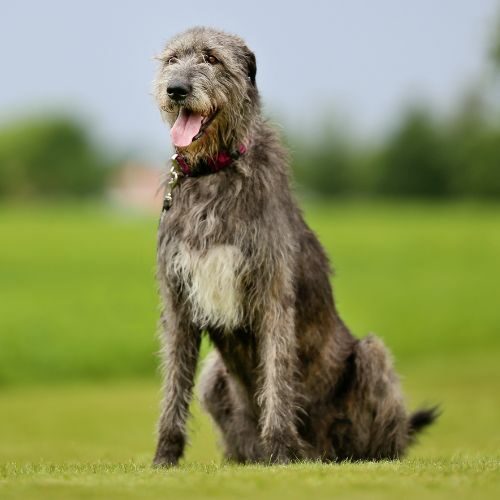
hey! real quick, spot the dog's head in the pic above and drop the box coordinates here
[154,27,258,158]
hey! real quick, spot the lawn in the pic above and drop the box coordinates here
[0,201,499,498]
[1,359,499,499]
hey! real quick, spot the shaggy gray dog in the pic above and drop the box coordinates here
[152,26,437,466]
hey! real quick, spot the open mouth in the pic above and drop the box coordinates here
[170,107,218,148]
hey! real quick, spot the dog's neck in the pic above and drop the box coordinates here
[172,143,248,177]
[161,142,248,213]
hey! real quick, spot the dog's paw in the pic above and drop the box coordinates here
[263,430,306,465]
[152,454,180,468]
[152,433,185,468]
[268,449,293,465]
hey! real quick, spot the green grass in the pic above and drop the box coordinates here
[2,459,499,500]
[1,201,499,498]
[1,355,499,499]
[1,201,499,384]
[0,203,159,385]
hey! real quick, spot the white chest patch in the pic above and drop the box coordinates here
[169,243,245,330]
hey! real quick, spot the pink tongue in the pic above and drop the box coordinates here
[170,108,204,147]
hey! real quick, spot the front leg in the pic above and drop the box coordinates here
[257,293,304,463]
[153,294,201,467]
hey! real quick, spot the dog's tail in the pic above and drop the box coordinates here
[408,406,440,440]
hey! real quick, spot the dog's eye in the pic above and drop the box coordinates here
[205,54,219,65]
[167,56,179,65]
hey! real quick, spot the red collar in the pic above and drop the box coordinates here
[161,143,248,213]
[172,143,247,177]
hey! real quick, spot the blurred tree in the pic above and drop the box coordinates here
[0,116,113,199]
[290,122,356,197]
[446,94,500,197]
[376,107,449,197]
[287,13,500,200]
[491,12,500,71]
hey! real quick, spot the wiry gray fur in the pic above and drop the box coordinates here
[152,26,437,467]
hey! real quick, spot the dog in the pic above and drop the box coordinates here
[152,26,437,466]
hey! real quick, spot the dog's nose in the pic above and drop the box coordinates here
[167,81,192,101]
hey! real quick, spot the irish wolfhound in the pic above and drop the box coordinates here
[152,27,437,466]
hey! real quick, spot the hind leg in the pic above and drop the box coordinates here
[344,336,409,460]
[198,351,263,463]
[330,336,410,460]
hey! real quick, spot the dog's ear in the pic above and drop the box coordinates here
[243,47,257,86]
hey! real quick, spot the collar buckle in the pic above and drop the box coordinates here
[162,156,184,212]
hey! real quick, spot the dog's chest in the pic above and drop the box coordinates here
[168,242,245,330]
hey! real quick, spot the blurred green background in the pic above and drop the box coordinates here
[1,2,499,499]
